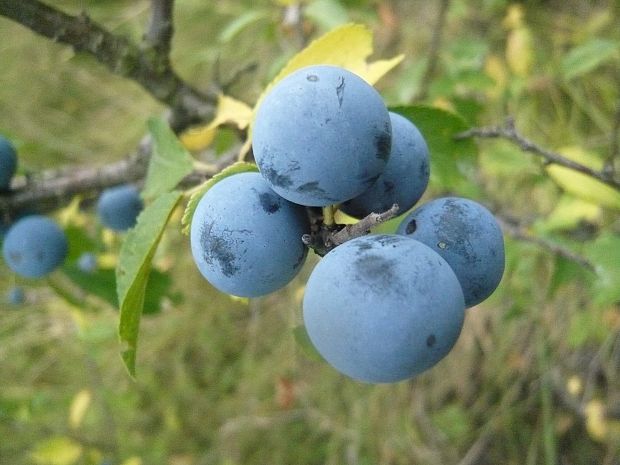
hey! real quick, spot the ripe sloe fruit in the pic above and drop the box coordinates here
[303,234,465,383]
[190,172,309,297]
[253,65,391,206]
[397,197,505,307]
[2,215,68,278]
[77,252,97,273]
[0,135,17,191]
[97,184,143,231]
[341,112,429,218]
[7,286,25,305]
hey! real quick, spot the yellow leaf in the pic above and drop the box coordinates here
[69,389,92,429]
[180,125,217,152]
[546,146,620,210]
[121,457,143,465]
[102,229,116,248]
[534,195,601,233]
[57,196,86,228]
[503,4,525,30]
[585,399,608,442]
[97,252,118,269]
[31,437,82,465]
[485,54,508,98]
[334,210,357,225]
[239,23,403,161]
[567,375,583,396]
[431,97,455,113]
[180,94,253,152]
[506,27,533,77]
[261,23,403,102]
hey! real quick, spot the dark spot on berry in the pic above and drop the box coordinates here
[259,192,281,214]
[426,334,436,347]
[336,76,345,107]
[297,181,321,193]
[405,219,417,234]
[307,74,319,82]
[377,235,402,247]
[353,240,374,252]
[200,224,240,278]
[261,164,293,188]
[383,180,395,194]
[375,131,391,161]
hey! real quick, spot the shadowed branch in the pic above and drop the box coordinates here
[0,0,217,128]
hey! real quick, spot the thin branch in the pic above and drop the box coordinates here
[330,204,400,246]
[456,431,492,465]
[0,139,234,216]
[0,138,151,215]
[416,0,451,101]
[605,100,620,176]
[496,214,595,271]
[301,204,400,256]
[457,117,620,191]
[145,0,174,57]
[0,0,216,128]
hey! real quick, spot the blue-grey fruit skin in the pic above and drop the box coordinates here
[0,135,17,190]
[77,252,97,273]
[341,112,430,218]
[97,184,143,231]
[2,215,68,278]
[396,197,505,308]
[190,172,309,297]
[252,65,392,206]
[303,234,465,383]
[7,286,25,305]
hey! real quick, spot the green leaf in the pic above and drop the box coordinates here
[583,233,620,307]
[561,39,619,81]
[390,105,478,193]
[63,266,117,307]
[478,140,539,177]
[117,191,182,377]
[62,265,176,315]
[181,161,259,235]
[549,255,594,297]
[218,10,269,43]
[431,403,472,443]
[142,118,194,200]
[304,0,349,30]
[568,309,608,348]
[445,37,489,72]
[292,325,324,362]
[63,225,98,262]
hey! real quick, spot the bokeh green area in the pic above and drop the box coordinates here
[1,1,620,464]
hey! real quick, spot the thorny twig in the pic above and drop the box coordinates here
[495,214,595,271]
[416,0,451,101]
[457,117,620,191]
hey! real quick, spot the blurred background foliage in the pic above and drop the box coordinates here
[1,0,619,464]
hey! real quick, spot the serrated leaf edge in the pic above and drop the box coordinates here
[180,162,259,235]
